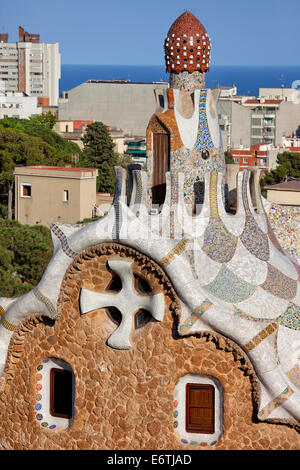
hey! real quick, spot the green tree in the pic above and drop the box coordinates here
[0,219,52,297]
[224,151,235,164]
[260,152,300,193]
[81,122,119,193]
[117,153,134,169]
[0,117,81,159]
[29,111,57,129]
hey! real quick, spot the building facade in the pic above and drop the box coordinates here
[230,143,279,172]
[0,26,60,106]
[0,81,42,119]
[58,80,169,137]
[14,166,98,226]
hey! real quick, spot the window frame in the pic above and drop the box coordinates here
[185,383,215,434]
[63,189,69,202]
[50,367,73,419]
[21,183,32,198]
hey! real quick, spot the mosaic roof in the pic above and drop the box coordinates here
[164,11,211,74]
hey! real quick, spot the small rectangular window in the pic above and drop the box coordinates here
[63,190,69,202]
[186,383,214,434]
[50,368,73,419]
[243,158,248,163]
[21,183,32,198]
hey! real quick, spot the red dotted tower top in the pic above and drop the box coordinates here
[164,11,211,74]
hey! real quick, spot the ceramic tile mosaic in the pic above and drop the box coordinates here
[50,223,77,258]
[261,263,297,300]
[33,287,57,319]
[203,265,257,304]
[178,299,213,333]
[279,302,300,330]
[164,12,211,74]
[287,365,300,388]
[147,88,224,205]
[258,386,294,419]
[267,204,300,263]
[170,70,205,91]
[202,171,237,263]
[245,323,278,351]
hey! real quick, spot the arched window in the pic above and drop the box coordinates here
[35,358,74,430]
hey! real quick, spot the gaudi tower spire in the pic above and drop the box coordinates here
[147,11,224,206]
[164,11,211,92]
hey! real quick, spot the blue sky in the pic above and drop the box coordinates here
[1,0,299,66]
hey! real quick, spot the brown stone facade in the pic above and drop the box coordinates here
[0,243,299,450]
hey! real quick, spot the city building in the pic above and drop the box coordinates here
[242,97,281,146]
[125,138,147,166]
[0,80,42,119]
[54,120,127,154]
[0,11,299,452]
[0,26,60,106]
[58,79,169,136]
[219,92,300,150]
[14,166,98,226]
[218,99,251,150]
[230,142,279,171]
[282,135,300,152]
[259,87,300,104]
[53,120,94,150]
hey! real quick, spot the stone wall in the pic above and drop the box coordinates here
[0,243,299,450]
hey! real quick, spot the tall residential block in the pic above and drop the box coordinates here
[0,26,60,106]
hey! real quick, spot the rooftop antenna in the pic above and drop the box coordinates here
[280,73,286,99]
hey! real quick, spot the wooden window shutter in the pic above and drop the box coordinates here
[186,383,215,434]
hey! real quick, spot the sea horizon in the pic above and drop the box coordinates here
[60,64,300,98]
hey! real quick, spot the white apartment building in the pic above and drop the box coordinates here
[0,80,41,119]
[0,27,60,106]
[259,87,300,104]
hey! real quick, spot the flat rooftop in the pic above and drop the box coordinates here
[14,166,98,178]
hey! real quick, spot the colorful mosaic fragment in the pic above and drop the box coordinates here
[50,223,77,258]
[179,299,213,333]
[203,265,256,304]
[278,302,300,330]
[202,171,237,263]
[261,264,297,300]
[287,365,300,389]
[240,216,270,262]
[258,386,294,418]
[160,237,190,266]
[33,288,57,318]
[268,204,300,263]
[1,316,16,332]
[244,323,278,351]
[170,71,205,91]
[240,172,270,261]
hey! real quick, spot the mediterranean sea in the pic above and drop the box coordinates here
[60,64,300,98]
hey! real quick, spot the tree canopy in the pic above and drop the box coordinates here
[261,151,300,187]
[224,151,235,164]
[0,219,53,297]
[29,111,57,129]
[81,121,119,193]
